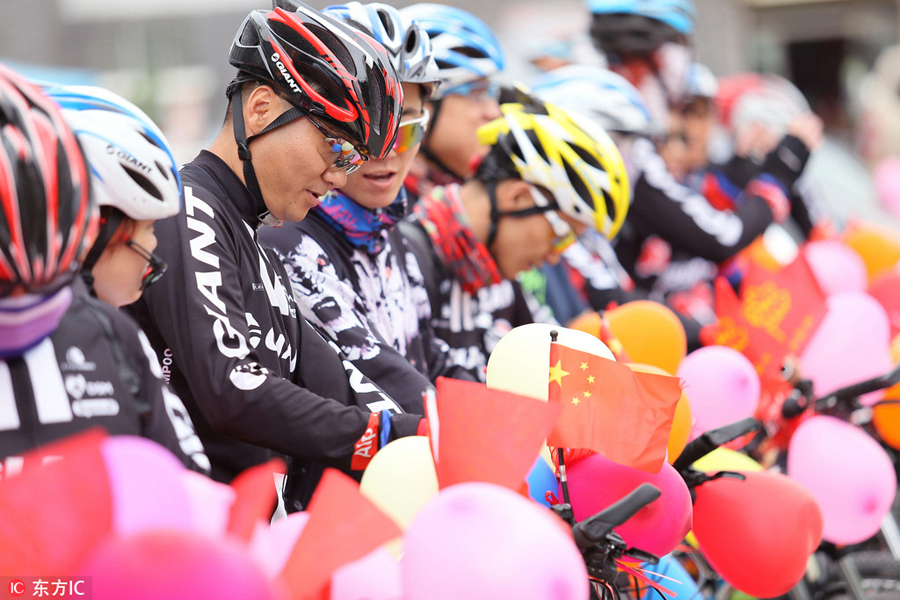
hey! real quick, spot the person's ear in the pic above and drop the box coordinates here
[496,179,535,211]
[244,85,280,136]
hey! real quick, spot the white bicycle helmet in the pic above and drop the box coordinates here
[530,65,659,137]
[399,3,505,100]
[44,85,181,221]
[323,2,442,98]
[687,62,718,99]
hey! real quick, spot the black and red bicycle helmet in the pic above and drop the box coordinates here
[0,63,96,298]
[229,2,403,159]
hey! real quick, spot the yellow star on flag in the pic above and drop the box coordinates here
[549,360,570,386]
[587,375,595,384]
[571,397,580,405]
[582,390,592,398]
[580,361,589,371]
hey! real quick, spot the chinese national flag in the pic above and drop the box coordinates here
[546,343,682,473]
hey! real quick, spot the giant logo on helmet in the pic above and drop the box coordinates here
[270,51,302,95]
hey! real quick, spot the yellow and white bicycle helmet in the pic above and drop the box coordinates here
[476,88,630,241]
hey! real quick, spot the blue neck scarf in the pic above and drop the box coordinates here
[313,188,408,255]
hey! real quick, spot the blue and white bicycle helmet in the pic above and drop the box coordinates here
[44,85,182,221]
[323,2,442,98]
[399,3,505,100]
[586,0,697,56]
[530,65,658,137]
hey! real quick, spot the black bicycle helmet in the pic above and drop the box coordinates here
[0,63,96,298]
[229,2,403,159]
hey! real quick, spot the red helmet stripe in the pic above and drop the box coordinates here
[268,9,361,124]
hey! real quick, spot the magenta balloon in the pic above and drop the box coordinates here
[787,416,897,545]
[563,454,692,557]
[101,436,193,535]
[402,482,589,600]
[875,156,900,220]
[799,292,892,406]
[81,530,285,600]
[676,346,760,438]
[803,240,868,296]
[332,547,402,600]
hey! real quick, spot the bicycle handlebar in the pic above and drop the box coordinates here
[672,417,761,473]
[572,483,661,552]
[781,361,900,419]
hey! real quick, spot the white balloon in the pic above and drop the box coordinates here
[486,323,614,401]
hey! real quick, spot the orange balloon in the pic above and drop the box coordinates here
[606,301,687,374]
[873,401,900,450]
[626,363,692,463]
[842,221,900,281]
[566,311,601,337]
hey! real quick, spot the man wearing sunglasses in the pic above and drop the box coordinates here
[126,3,427,510]
[262,2,476,412]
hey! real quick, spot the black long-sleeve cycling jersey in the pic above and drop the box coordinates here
[261,210,474,408]
[127,150,422,508]
[0,282,209,477]
[611,135,810,326]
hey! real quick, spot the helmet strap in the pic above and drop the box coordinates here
[419,99,468,182]
[484,178,558,250]
[81,209,127,297]
[231,90,305,224]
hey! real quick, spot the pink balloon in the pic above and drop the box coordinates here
[563,454,692,557]
[332,547,401,600]
[80,530,286,600]
[799,292,892,406]
[402,482,588,600]
[677,346,760,438]
[100,436,193,535]
[249,511,310,579]
[803,240,868,296]
[787,416,896,545]
[181,470,235,537]
[875,156,900,220]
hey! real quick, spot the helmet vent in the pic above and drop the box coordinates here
[376,9,395,40]
[155,161,171,181]
[124,165,163,201]
[304,23,357,78]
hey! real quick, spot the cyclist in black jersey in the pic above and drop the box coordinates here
[125,3,425,510]
[0,65,206,476]
[261,2,475,408]
[402,90,631,381]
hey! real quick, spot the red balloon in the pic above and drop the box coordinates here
[562,453,692,557]
[692,471,822,598]
[869,272,900,337]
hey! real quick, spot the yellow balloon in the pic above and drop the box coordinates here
[485,323,614,401]
[360,437,438,530]
[693,447,764,473]
[606,300,687,375]
[842,220,900,281]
